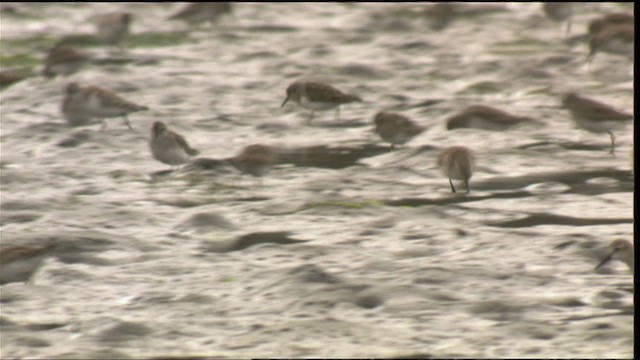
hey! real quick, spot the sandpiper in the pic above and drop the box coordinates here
[437,146,476,193]
[373,111,425,149]
[94,12,132,47]
[61,82,149,130]
[587,13,634,38]
[424,3,456,31]
[561,92,633,154]
[588,24,634,64]
[150,121,199,167]
[228,144,278,186]
[0,242,57,285]
[446,105,534,131]
[281,81,363,123]
[595,239,634,274]
[43,44,90,78]
[543,2,574,34]
[168,3,233,26]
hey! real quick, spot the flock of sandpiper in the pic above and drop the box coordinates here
[0,3,634,286]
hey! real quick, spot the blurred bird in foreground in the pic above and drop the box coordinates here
[588,24,634,65]
[228,144,278,187]
[543,2,575,34]
[424,3,456,31]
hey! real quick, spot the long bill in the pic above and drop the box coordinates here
[280,96,289,108]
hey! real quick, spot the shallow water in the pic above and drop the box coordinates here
[0,2,634,359]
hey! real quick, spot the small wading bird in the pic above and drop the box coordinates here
[542,2,575,34]
[61,82,149,130]
[168,3,233,27]
[94,12,132,48]
[0,242,57,285]
[228,144,278,187]
[149,121,199,169]
[445,105,535,131]
[43,44,90,78]
[561,92,633,155]
[437,146,476,194]
[373,111,425,150]
[281,81,363,123]
[594,239,634,275]
[588,24,634,65]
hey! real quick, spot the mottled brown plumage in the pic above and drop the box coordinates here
[150,121,199,167]
[588,24,634,62]
[373,111,425,149]
[61,82,149,129]
[281,81,363,122]
[446,105,534,131]
[43,45,90,78]
[588,13,634,37]
[562,92,633,154]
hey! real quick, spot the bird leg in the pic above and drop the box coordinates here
[465,178,470,193]
[449,178,456,193]
[122,115,134,130]
[608,130,616,155]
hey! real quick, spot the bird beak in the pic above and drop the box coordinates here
[594,250,616,270]
[281,96,289,108]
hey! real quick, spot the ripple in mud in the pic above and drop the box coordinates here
[201,231,307,253]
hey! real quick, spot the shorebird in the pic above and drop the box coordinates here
[168,3,233,27]
[437,146,476,193]
[446,105,534,131]
[228,144,278,187]
[61,82,149,130]
[373,111,425,149]
[0,242,57,285]
[588,24,634,64]
[43,44,90,78]
[149,121,199,168]
[595,239,634,274]
[94,12,132,47]
[561,92,633,154]
[281,81,363,123]
[543,2,575,34]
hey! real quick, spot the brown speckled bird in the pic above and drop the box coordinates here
[61,82,149,130]
[446,105,534,131]
[281,81,363,123]
[561,92,633,154]
[373,111,425,149]
[150,121,199,168]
